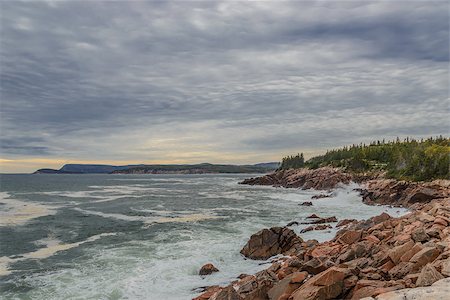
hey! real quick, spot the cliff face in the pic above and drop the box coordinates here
[195,198,450,300]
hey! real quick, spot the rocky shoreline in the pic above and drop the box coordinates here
[194,168,450,300]
[240,167,449,207]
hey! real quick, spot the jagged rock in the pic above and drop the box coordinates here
[210,286,241,300]
[240,167,352,190]
[388,240,414,264]
[301,257,332,275]
[306,214,320,219]
[370,278,450,300]
[411,228,429,242]
[240,227,303,260]
[290,267,347,300]
[199,263,219,275]
[337,219,357,227]
[194,286,222,300]
[351,280,404,300]
[399,243,423,263]
[204,198,450,300]
[300,201,313,206]
[311,193,333,199]
[441,258,450,276]
[415,264,444,287]
[309,216,337,224]
[337,230,362,245]
[360,180,449,207]
[267,271,307,300]
[409,247,441,270]
[300,224,332,233]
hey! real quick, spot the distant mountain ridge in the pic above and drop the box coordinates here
[33,162,280,174]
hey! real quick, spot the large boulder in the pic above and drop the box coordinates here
[290,267,348,300]
[240,227,303,260]
[199,263,219,276]
[415,264,444,287]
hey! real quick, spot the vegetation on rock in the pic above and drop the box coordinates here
[280,136,449,181]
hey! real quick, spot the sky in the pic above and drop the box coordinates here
[0,1,449,173]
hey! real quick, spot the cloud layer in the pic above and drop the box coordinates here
[1,1,448,172]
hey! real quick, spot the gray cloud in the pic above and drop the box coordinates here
[0,1,448,168]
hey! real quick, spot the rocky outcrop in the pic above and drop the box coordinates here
[361,277,450,300]
[240,167,352,190]
[199,263,219,276]
[240,167,449,208]
[240,227,303,260]
[300,224,332,233]
[360,179,450,207]
[195,198,450,300]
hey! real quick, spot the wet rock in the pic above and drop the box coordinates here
[300,201,313,206]
[240,227,303,260]
[286,221,299,227]
[199,263,219,276]
[193,286,221,300]
[337,219,357,227]
[309,216,338,224]
[300,224,332,233]
[306,214,320,219]
[311,193,333,199]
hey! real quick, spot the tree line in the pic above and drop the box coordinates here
[279,136,449,181]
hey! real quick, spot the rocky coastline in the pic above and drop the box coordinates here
[194,168,450,300]
[240,167,449,207]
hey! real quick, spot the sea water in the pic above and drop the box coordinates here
[0,174,408,299]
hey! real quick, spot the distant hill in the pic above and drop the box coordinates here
[33,162,279,174]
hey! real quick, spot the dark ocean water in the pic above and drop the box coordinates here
[0,174,407,299]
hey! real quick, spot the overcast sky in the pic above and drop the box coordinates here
[1,1,449,172]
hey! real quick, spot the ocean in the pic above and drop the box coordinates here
[0,174,408,299]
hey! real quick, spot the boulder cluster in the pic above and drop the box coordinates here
[241,168,449,208]
[240,167,352,190]
[194,198,450,300]
[359,179,449,207]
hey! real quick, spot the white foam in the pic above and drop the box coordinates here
[0,233,117,276]
[73,208,221,225]
[0,192,57,227]
[0,177,411,299]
